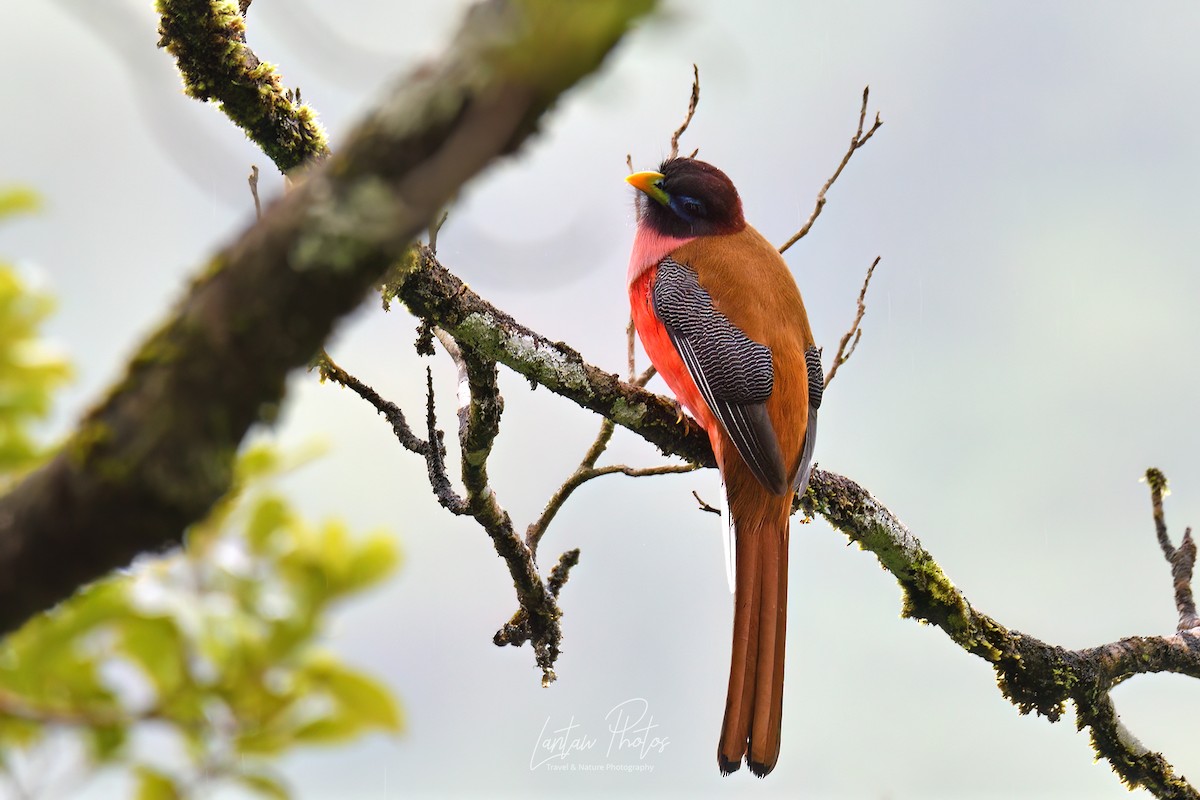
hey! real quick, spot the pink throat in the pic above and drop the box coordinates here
[627,225,695,285]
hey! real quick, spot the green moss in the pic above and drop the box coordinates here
[289,177,403,274]
[66,421,115,468]
[610,397,648,428]
[156,0,329,172]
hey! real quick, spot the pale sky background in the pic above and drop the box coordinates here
[4,1,1200,798]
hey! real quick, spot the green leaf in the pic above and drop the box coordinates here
[87,723,127,763]
[236,770,290,799]
[342,532,400,592]
[134,766,181,800]
[0,263,71,476]
[301,657,402,737]
[118,615,186,696]
[234,725,292,756]
[0,188,39,219]
[246,495,290,552]
[324,668,401,732]
[0,716,42,748]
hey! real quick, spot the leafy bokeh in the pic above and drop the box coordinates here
[0,190,401,799]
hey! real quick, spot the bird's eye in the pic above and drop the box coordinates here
[681,198,705,216]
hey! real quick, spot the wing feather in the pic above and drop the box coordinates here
[653,258,787,494]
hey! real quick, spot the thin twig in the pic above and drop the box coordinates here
[778,86,883,254]
[314,350,428,455]
[1145,468,1200,631]
[692,490,720,515]
[668,64,700,160]
[428,209,450,255]
[526,415,697,555]
[314,349,468,513]
[626,317,637,381]
[434,330,577,685]
[825,256,880,388]
[422,367,468,514]
[547,548,581,598]
[247,165,262,220]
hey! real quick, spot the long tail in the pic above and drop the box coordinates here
[717,501,789,777]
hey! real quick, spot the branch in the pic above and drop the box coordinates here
[0,0,654,636]
[778,86,882,254]
[382,240,1200,795]
[824,255,880,388]
[526,415,697,556]
[668,64,700,160]
[156,0,330,172]
[1145,468,1200,631]
[397,246,716,470]
[804,469,1200,797]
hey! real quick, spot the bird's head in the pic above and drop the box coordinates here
[626,157,746,238]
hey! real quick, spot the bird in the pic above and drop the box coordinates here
[625,157,822,777]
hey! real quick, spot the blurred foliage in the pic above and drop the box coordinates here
[0,190,402,799]
[0,188,70,478]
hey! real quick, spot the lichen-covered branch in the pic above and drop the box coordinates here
[432,332,571,685]
[156,0,330,172]
[0,0,654,636]
[387,245,718,470]
[804,468,1200,797]
[380,236,1200,795]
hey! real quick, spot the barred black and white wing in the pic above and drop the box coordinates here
[652,257,788,495]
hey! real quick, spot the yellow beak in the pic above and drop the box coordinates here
[625,171,669,206]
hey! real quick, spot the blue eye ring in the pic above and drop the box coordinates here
[672,195,706,221]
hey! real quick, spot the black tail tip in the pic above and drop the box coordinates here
[719,755,775,778]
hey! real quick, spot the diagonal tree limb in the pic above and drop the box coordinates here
[382,241,1200,796]
[0,0,655,636]
[393,245,717,469]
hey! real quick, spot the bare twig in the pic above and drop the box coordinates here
[778,86,883,254]
[314,350,428,455]
[546,548,581,598]
[422,366,468,515]
[1145,468,1200,631]
[428,209,450,255]
[247,165,262,220]
[315,350,468,514]
[824,256,880,388]
[526,415,697,555]
[668,64,700,160]
[626,317,637,381]
[693,490,720,515]
[627,312,656,386]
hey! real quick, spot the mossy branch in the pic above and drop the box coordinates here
[156,0,330,172]
[378,244,1200,797]
[0,0,653,636]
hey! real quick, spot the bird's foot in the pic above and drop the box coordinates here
[665,397,693,434]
